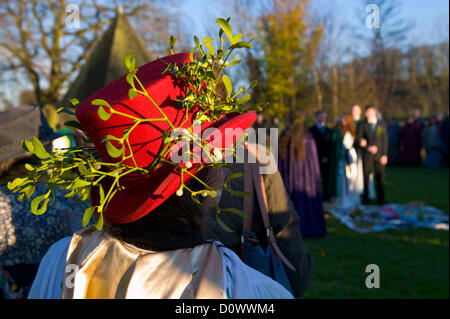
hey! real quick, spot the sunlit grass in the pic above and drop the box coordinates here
[301,166,449,299]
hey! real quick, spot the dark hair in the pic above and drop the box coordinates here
[365,104,377,111]
[314,110,325,118]
[279,110,306,161]
[104,166,225,251]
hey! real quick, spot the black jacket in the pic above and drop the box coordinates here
[309,124,331,162]
[356,120,389,160]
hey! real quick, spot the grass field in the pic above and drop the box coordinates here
[301,166,449,299]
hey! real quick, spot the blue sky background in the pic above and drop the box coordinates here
[177,0,449,46]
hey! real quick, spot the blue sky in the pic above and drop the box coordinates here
[178,0,449,46]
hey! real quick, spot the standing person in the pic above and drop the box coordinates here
[423,116,444,168]
[309,110,332,200]
[351,104,362,127]
[24,53,293,299]
[399,115,422,166]
[440,113,449,166]
[356,105,389,205]
[413,108,425,131]
[386,117,402,165]
[278,111,326,238]
[329,114,363,209]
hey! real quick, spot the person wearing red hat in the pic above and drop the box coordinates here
[15,22,294,298]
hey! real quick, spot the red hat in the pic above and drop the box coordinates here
[75,52,256,223]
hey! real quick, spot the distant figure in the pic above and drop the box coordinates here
[329,114,363,209]
[413,108,425,131]
[386,117,402,165]
[423,116,444,168]
[399,115,422,166]
[309,110,332,200]
[356,105,389,205]
[279,111,327,239]
[271,116,284,132]
[351,104,362,127]
[254,113,266,130]
[441,114,449,166]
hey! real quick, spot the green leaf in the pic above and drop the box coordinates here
[97,106,111,121]
[216,18,233,43]
[194,35,200,48]
[72,179,91,189]
[21,139,34,153]
[77,163,90,176]
[225,59,242,66]
[105,141,124,158]
[69,98,79,106]
[65,121,83,131]
[25,163,34,171]
[248,80,258,90]
[126,72,135,87]
[225,172,243,184]
[31,194,50,215]
[82,206,96,227]
[169,35,176,50]
[232,33,243,44]
[22,184,35,199]
[32,136,51,159]
[57,107,75,115]
[98,185,105,203]
[203,37,215,56]
[124,51,136,70]
[91,99,111,109]
[216,213,233,232]
[189,47,197,61]
[221,207,248,219]
[94,212,104,230]
[237,94,250,105]
[128,88,138,100]
[222,74,232,98]
[226,189,252,197]
[7,177,27,191]
[232,41,252,49]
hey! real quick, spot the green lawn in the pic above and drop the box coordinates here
[301,166,449,299]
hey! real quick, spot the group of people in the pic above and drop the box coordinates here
[276,104,389,239]
[386,109,449,168]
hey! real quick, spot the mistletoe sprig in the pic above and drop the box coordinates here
[8,17,261,232]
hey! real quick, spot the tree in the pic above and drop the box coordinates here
[258,0,322,120]
[363,0,411,115]
[0,0,179,109]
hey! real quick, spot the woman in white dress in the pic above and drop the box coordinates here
[329,114,364,209]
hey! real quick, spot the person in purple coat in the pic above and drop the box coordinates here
[278,111,327,239]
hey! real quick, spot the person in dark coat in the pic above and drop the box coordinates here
[399,115,422,166]
[440,114,449,166]
[278,111,327,239]
[356,105,389,205]
[387,117,402,165]
[309,110,332,200]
